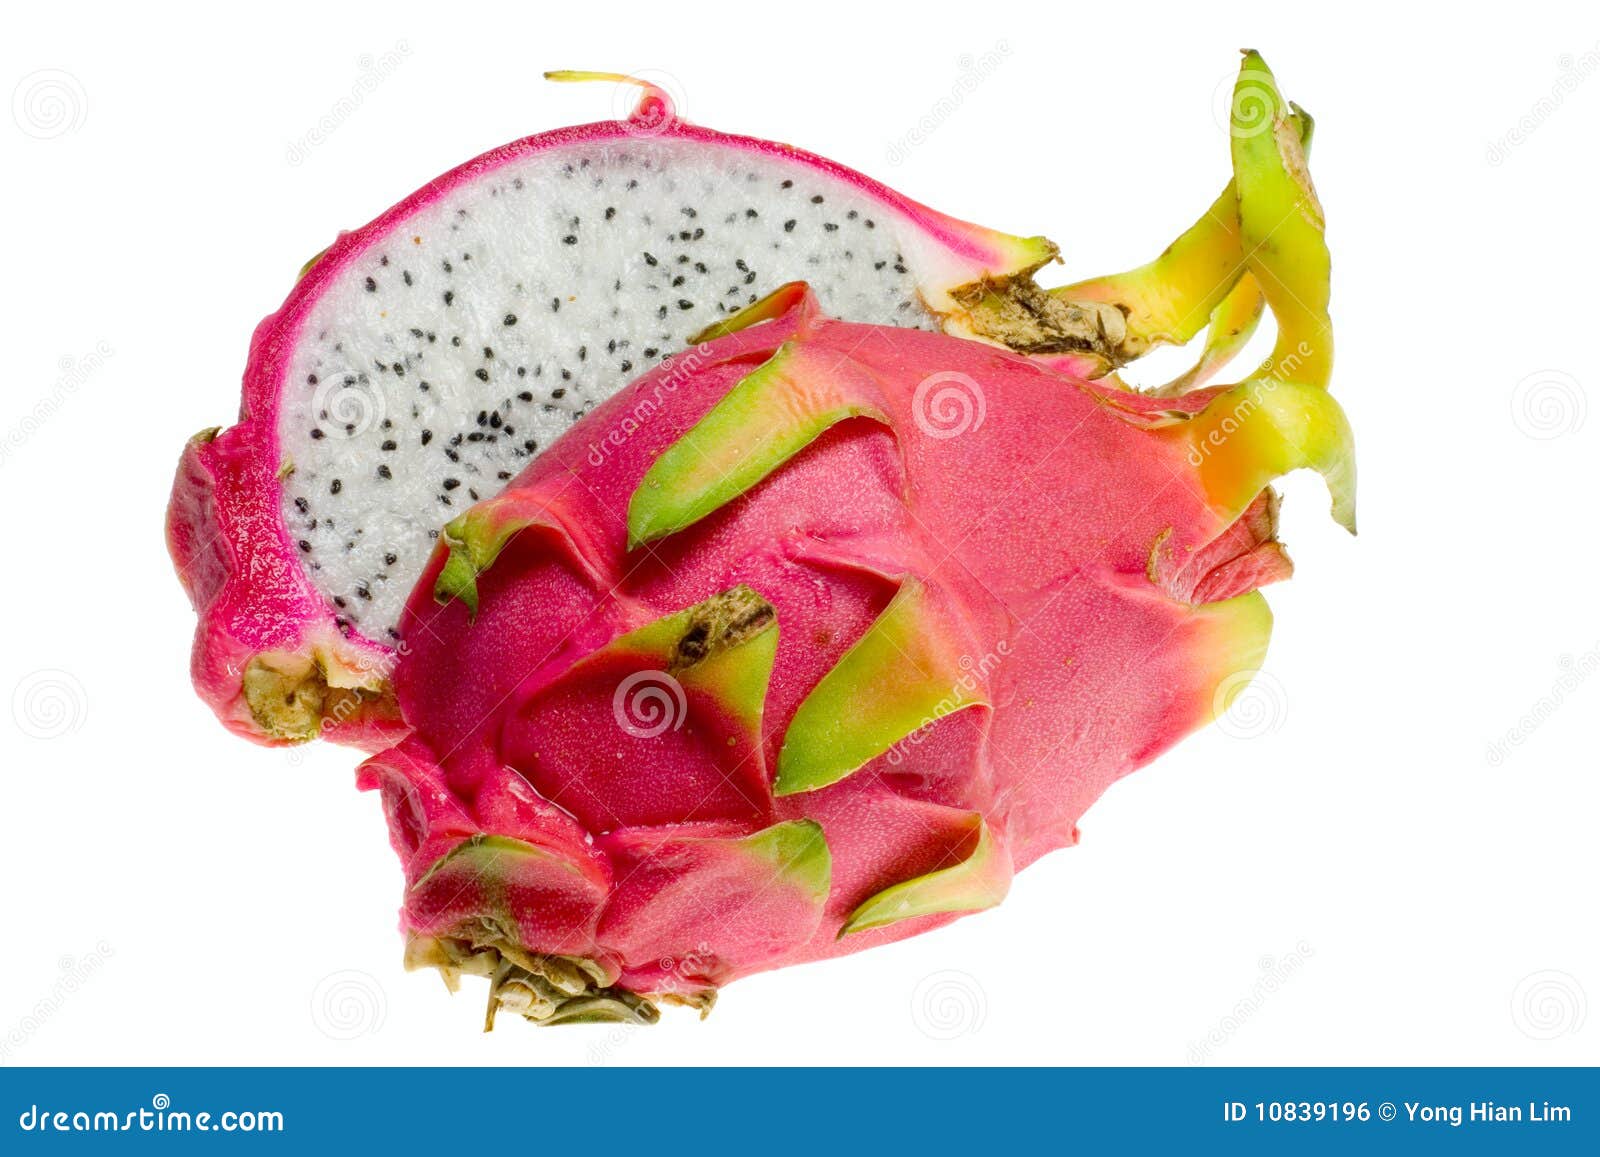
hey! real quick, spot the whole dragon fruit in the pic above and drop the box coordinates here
[363,92,1352,1025]
[167,53,1305,748]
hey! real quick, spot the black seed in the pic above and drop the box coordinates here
[678,299,694,310]
[866,218,876,228]
[307,374,319,385]
[695,261,707,273]
[476,410,488,426]
[403,271,413,286]
[376,464,392,480]
[516,366,527,377]
[693,227,704,240]
[294,497,309,513]
[442,260,453,273]
[475,367,490,382]
[894,263,907,273]
[551,387,567,399]
[562,234,578,245]
[518,390,534,402]
[421,429,433,445]
[604,206,616,220]
[847,209,858,220]
[393,362,405,376]
[334,596,347,608]
[620,360,632,372]
[443,290,454,305]
[504,313,518,326]
[783,219,796,232]
[644,347,659,358]
[445,448,460,462]
[449,433,463,446]
[297,540,311,552]
[385,552,397,566]
[497,470,513,480]
[443,478,460,490]
[780,179,793,189]
[466,431,485,442]
[824,222,838,232]
[364,277,377,292]
[489,412,502,428]
[643,251,658,266]
[735,258,749,272]
[671,275,685,287]
[381,440,397,451]
[310,428,325,440]
[330,479,342,495]
[874,260,886,270]
[745,208,758,218]
[810,194,823,204]
[524,439,538,452]
[744,272,756,284]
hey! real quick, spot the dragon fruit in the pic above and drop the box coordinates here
[167,53,1305,747]
[360,60,1351,1021]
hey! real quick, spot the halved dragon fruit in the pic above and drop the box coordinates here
[167,53,1310,747]
[364,164,1350,1024]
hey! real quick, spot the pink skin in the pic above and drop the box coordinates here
[165,84,1051,747]
[362,287,1289,1006]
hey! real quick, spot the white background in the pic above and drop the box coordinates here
[3,1,1596,1067]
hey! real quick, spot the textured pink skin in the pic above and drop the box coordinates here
[361,289,1290,1003]
[165,92,1048,746]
